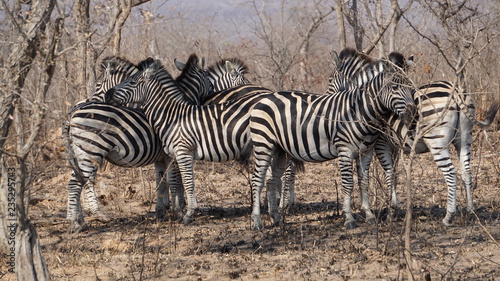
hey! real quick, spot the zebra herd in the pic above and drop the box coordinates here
[64,48,498,232]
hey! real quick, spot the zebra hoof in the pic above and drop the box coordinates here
[156,208,167,221]
[93,212,111,222]
[442,218,452,227]
[365,217,376,225]
[271,214,282,227]
[252,222,263,231]
[68,221,86,234]
[182,216,193,225]
[344,221,357,230]
[251,214,263,230]
[442,213,454,227]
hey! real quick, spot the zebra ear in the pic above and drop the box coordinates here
[198,57,206,69]
[104,61,117,76]
[174,58,186,71]
[138,57,155,71]
[225,60,236,75]
[330,51,340,68]
[144,60,162,77]
[406,55,415,69]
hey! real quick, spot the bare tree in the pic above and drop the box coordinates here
[71,0,152,100]
[247,0,335,90]
[405,0,500,91]
[339,0,414,55]
[0,0,58,279]
[334,0,347,49]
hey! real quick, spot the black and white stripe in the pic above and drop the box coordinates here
[248,51,416,229]
[64,55,251,231]
[374,81,499,225]
[104,55,279,225]
[330,49,499,226]
[175,57,250,93]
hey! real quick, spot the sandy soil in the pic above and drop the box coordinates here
[1,131,499,281]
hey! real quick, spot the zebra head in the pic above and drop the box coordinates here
[381,52,416,124]
[104,55,212,107]
[327,48,372,93]
[327,48,416,123]
[93,57,139,101]
[92,57,156,103]
[175,57,249,93]
[208,58,250,91]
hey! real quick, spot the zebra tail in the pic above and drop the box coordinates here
[473,101,499,129]
[292,159,305,173]
[62,119,86,184]
[453,87,499,129]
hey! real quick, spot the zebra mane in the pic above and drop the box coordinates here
[137,57,156,71]
[100,56,138,76]
[388,52,413,72]
[209,57,248,75]
[338,48,374,66]
[330,48,374,91]
[174,54,201,84]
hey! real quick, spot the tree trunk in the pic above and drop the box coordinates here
[72,0,92,99]
[334,0,347,49]
[351,0,364,50]
[0,1,56,279]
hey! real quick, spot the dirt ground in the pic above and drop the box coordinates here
[1,130,499,281]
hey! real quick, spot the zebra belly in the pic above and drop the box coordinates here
[106,148,163,167]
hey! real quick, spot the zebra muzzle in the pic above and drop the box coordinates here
[104,88,121,106]
[401,104,416,126]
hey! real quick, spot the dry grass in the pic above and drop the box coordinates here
[1,131,499,281]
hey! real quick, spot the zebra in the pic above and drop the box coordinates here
[176,57,250,94]
[69,57,155,113]
[329,49,499,226]
[104,55,285,226]
[374,82,499,226]
[64,55,249,231]
[64,57,160,231]
[248,51,416,230]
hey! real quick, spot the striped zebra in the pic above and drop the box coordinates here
[64,55,248,230]
[64,57,159,231]
[176,57,250,94]
[248,51,416,230]
[330,49,499,226]
[104,55,282,225]
[374,82,499,226]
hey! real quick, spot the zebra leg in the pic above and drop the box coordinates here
[356,152,376,224]
[251,153,273,230]
[375,139,398,210]
[154,161,169,220]
[175,153,197,225]
[66,172,84,232]
[282,160,296,207]
[280,160,296,214]
[264,166,277,211]
[339,156,357,229]
[82,178,110,222]
[428,146,458,226]
[266,153,289,226]
[456,113,475,214]
[168,162,186,220]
